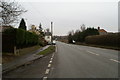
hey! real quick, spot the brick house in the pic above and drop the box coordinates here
[98,27,107,35]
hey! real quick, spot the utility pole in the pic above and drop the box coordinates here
[51,22,53,43]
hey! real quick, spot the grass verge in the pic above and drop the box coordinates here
[3,45,41,64]
[59,41,120,51]
[37,45,55,55]
[76,42,120,51]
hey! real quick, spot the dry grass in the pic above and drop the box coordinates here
[2,45,41,64]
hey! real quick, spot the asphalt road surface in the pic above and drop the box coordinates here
[48,41,119,78]
[3,41,119,79]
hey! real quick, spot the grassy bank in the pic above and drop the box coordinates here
[3,45,41,64]
[60,41,120,50]
[37,45,55,55]
[75,42,120,51]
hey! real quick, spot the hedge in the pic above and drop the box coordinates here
[3,28,39,48]
[85,33,120,47]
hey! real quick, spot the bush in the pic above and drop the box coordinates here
[69,27,99,43]
[85,33,120,47]
[16,29,25,46]
[3,28,40,49]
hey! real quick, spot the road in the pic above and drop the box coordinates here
[48,41,119,78]
[3,41,119,78]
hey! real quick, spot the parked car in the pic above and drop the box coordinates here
[72,40,76,44]
[52,40,56,45]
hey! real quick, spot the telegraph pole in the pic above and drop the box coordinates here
[51,22,53,43]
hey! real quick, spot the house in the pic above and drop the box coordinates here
[98,27,107,35]
[28,25,40,35]
[44,29,52,44]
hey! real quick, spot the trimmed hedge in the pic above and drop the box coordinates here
[3,28,39,49]
[2,34,15,53]
[85,33,120,47]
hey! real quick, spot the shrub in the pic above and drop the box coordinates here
[85,33,120,47]
[3,28,40,49]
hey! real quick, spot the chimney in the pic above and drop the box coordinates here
[98,27,100,30]
[51,22,53,43]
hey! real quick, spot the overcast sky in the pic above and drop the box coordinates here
[13,0,119,36]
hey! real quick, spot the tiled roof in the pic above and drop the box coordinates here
[99,29,107,33]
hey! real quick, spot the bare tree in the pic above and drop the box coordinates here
[80,24,86,32]
[0,0,27,26]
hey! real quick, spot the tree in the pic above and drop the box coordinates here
[68,31,73,43]
[0,1,27,26]
[39,23,42,32]
[38,23,45,38]
[80,24,86,32]
[81,27,99,41]
[68,27,99,43]
[19,18,27,30]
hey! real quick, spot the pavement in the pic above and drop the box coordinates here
[48,41,119,78]
[2,45,50,74]
[3,41,119,78]
[3,52,53,78]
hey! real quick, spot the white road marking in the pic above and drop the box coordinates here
[49,61,52,63]
[43,77,47,80]
[56,45,57,53]
[48,64,51,68]
[45,69,50,74]
[87,51,99,56]
[109,59,120,63]
[51,58,53,61]
[52,54,54,58]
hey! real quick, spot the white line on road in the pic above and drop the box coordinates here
[87,51,99,56]
[51,58,53,61]
[48,64,51,68]
[56,45,57,53]
[52,54,54,58]
[45,69,50,74]
[49,61,52,63]
[109,59,120,63]
[43,77,47,80]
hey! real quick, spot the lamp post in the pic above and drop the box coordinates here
[51,22,53,44]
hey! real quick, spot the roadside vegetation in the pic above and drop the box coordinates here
[67,24,120,50]
[1,0,48,63]
[37,46,55,55]
[2,45,41,64]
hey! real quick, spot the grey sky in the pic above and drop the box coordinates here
[14,0,118,36]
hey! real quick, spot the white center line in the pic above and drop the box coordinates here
[51,58,53,61]
[52,54,54,58]
[45,69,50,74]
[48,64,51,68]
[87,51,99,56]
[109,59,120,63]
[56,46,57,53]
[49,61,52,63]
[43,77,47,80]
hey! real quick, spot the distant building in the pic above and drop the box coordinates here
[98,27,107,35]
[44,29,52,43]
[28,25,40,35]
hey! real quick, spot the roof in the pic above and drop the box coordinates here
[99,29,107,33]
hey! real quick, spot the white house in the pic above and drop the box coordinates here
[44,29,52,43]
